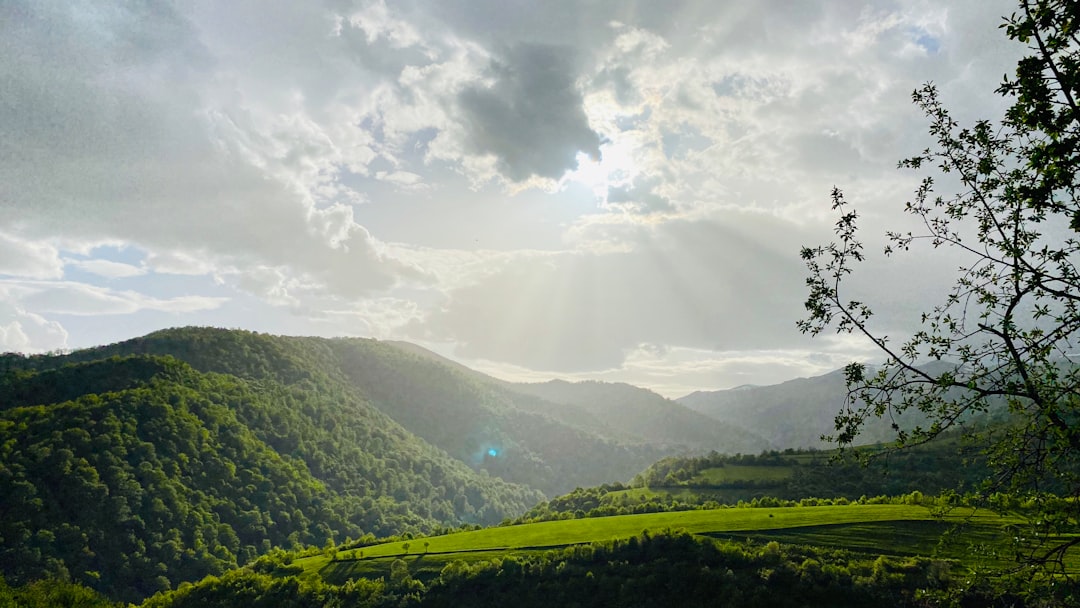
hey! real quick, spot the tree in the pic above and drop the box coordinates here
[800,0,1080,578]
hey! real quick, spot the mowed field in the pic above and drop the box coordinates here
[294,504,1023,582]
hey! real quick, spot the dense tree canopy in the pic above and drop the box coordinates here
[0,334,544,602]
[800,0,1080,574]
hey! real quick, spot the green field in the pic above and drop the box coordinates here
[709,520,1013,566]
[294,504,1021,582]
[691,465,793,484]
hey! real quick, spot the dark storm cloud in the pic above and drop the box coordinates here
[457,43,602,181]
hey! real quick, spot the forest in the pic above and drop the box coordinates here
[0,326,1076,607]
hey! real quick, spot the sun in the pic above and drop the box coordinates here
[563,142,639,200]
[562,98,642,199]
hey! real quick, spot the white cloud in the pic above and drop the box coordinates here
[1,0,419,303]
[0,233,63,279]
[316,297,425,338]
[144,250,218,276]
[0,280,227,316]
[0,302,68,353]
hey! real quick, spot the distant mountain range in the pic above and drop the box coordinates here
[678,366,945,449]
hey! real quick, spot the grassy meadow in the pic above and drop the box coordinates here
[293,503,1027,583]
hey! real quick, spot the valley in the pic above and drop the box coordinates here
[0,327,1073,607]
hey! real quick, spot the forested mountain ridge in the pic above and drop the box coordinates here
[0,349,542,601]
[35,328,665,495]
[320,338,670,496]
[0,327,766,601]
[384,340,769,453]
[510,379,768,452]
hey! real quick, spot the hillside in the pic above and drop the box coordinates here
[320,339,669,496]
[0,347,542,601]
[387,341,769,454]
[0,327,1016,604]
[134,504,1048,608]
[678,369,939,449]
[0,327,775,601]
[521,440,990,521]
[509,379,768,453]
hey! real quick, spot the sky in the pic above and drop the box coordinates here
[1,0,1024,397]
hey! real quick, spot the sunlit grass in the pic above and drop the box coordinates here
[293,504,1021,582]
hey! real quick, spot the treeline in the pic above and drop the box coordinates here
[635,444,988,499]
[635,450,796,487]
[137,530,1058,607]
[517,488,936,523]
[511,444,991,522]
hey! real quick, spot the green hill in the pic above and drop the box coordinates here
[136,503,1053,608]
[678,366,957,449]
[510,439,990,525]
[509,379,768,452]
[0,349,543,602]
[320,338,669,496]
[0,326,773,602]
[59,328,728,496]
[0,327,1014,604]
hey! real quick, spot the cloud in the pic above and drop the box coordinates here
[456,43,602,182]
[0,233,63,279]
[0,302,68,353]
[412,211,812,371]
[144,251,218,276]
[605,176,673,214]
[0,0,1032,392]
[1,280,227,316]
[0,0,420,303]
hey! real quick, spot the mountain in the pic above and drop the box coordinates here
[0,347,540,601]
[509,379,768,453]
[678,368,936,449]
[386,341,769,452]
[316,338,668,496]
[0,327,768,601]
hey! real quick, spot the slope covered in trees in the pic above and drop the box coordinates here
[321,338,670,496]
[33,327,688,496]
[0,326,771,601]
[511,379,768,452]
[384,341,769,454]
[520,438,989,521]
[678,367,947,449]
[0,349,541,602]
